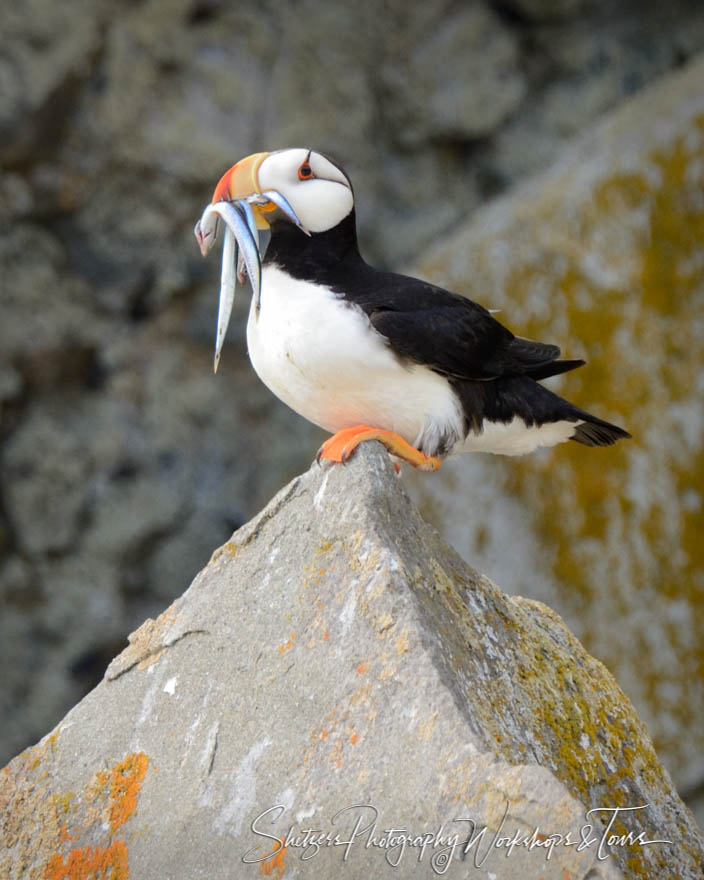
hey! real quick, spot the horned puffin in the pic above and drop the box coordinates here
[195,148,629,472]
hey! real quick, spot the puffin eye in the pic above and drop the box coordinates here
[298,162,314,180]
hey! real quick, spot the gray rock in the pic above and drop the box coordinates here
[0,1,104,164]
[88,0,275,180]
[4,408,95,555]
[409,51,704,806]
[1,444,701,879]
[380,4,525,145]
[502,0,593,20]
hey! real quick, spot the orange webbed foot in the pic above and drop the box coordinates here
[316,425,442,472]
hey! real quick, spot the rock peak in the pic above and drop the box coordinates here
[2,443,701,879]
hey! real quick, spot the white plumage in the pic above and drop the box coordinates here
[247,266,580,457]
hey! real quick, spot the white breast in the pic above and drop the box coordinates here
[246,266,463,454]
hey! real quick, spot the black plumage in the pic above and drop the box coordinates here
[263,210,630,450]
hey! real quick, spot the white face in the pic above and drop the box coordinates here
[257,149,354,234]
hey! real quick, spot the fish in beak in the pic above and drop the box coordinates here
[194,151,310,372]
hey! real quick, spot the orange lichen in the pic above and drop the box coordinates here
[44,841,129,880]
[279,632,296,654]
[108,753,149,832]
[349,732,359,744]
[3,734,152,880]
[356,663,369,675]
[259,841,287,879]
[58,826,79,845]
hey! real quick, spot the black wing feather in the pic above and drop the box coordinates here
[330,264,573,381]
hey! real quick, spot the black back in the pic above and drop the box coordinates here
[264,211,581,383]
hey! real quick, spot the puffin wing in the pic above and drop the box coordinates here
[346,270,575,381]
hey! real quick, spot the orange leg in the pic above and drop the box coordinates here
[317,425,442,472]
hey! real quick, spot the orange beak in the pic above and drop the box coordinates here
[211,151,273,229]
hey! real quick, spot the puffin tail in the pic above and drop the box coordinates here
[527,358,585,381]
[570,411,631,447]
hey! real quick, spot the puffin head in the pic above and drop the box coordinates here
[194,148,356,370]
[211,148,354,236]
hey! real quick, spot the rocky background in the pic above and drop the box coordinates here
[1,0,703,824]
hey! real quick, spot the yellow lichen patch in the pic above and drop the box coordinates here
[1,738,67,878]
[502,600,680,878]
[209,540,237,564]
[107,753,149,832]
[418,710,439,742]
[375,612,394,636]
[348,678,374,709]
[52,792,74,816]
[2,741,151,880]
[136,648,166,671]
[43,841,129,880]
[477,118,704,780]
[5,737,148,880]
[377,652,398,681]
[22,731,63,773]
[415,577,690,876]
[417,95,704,791]
[108,610,178,678]
[85,768,109,807]
[301,540,344,589]
[395,629,410,655]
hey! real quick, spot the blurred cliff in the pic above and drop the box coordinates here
[1,0,703,821]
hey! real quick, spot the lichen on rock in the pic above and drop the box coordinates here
[411,56,704,806]
[1,445,701,879]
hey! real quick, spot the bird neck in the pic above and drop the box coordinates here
[263,210,362,282]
